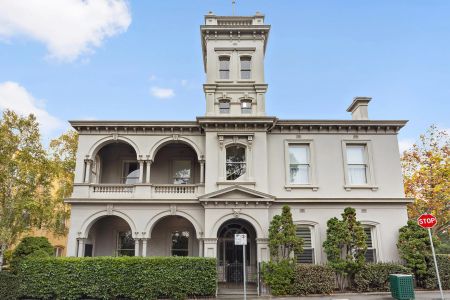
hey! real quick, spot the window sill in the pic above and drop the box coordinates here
[344,185,378,191]
[285,185,319,191]
[237,80,255,83]
[215,80,233,83]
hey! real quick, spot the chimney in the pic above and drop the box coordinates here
[346,97,371,120]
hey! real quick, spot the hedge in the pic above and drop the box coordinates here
[0,272,19,300]
[261,260,294,295]
[16,256,217,300]
[292,264,335,295]
[354,263,411,292]
[424,254,450,290]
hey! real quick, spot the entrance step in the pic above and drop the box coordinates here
[218,288,258,296]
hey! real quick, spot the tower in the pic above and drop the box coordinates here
[201,12,270,116]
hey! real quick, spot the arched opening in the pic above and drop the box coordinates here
[152,143,201,184]
[85,216,134,257]
[94,141,139,184]
[217,219,257,289]
[148,215,199,257]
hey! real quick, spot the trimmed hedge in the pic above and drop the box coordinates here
[292,264,335,295]
[261,260,294,295]
[424,254,450,290]
[17,256,217,300]
[0,272,19,300]
[354,263,411,292]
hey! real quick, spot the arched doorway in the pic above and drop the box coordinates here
[217,219,257,289]
[148,216,199,257]
[85,215,134,257]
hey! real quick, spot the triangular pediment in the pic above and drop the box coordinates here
[199,185,275,201]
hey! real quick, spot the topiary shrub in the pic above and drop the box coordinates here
[0,272,19,300]
[292,264,335,295]
[261,260,294,296]
[16,256,217,300]
[424,254,450,290]
[354,263,411,292]
[11,236,53,272]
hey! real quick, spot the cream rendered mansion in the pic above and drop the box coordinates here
[66,13,410,285]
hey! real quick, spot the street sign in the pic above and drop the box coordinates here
[234,233,247,245]
[418,213,444,300]
[417,213,437,229]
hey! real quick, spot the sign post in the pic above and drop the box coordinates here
[418,213,444,300]
[235,233,247,300]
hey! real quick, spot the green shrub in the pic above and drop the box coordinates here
[424,254,450,290]
[0,272,19,300]
[16,256,216,300]
[261,260,294,295]
[11,236,53,272]
[292,264,335,295]
[354,263,411,292]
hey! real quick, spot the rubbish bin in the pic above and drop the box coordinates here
[389,274,415,300]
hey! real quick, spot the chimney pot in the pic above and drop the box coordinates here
[347,97,371,120]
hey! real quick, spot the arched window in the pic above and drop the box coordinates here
[241,99,252,114]
[226,145,246,180]
[240,56,252,79]
[363,226,377,263]
[219,99,230,114]
[219,56,230,79]
[295,226,315,264]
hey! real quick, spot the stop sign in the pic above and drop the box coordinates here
[417,213,437,229]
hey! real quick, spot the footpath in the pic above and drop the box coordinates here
[216,290,450,299]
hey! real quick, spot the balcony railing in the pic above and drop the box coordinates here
[92,184,135,193]
[70,183,204,201]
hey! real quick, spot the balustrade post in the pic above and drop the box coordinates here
[146,160,152,183]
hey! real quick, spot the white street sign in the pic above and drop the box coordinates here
[234,233,247,245]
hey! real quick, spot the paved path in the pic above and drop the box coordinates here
[217,290,450,300]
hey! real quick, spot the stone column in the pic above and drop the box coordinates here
[256,238,269,263]
[145,160,152,183]
[138,160,145,183]
[142,238,148,257]
[134,239,140,257]
[198,239,204,257]
[199,160,205,183]
[77,238,85,257]
[84,159,92,183]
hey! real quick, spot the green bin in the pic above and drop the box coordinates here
[389,274,415,300]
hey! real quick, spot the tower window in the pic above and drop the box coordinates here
[241,100,252,114]
[219,56,230,79]
[226,145,246,180]
[240,56,252,79]
[219,100,230,114]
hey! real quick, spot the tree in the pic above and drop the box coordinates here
[397,220,433,287]
[323,207,367,290]
[10,236,53,272]
[268,205,303,262]
[401,125,449,237]
[48,130,78,235]
[0,110,54,271]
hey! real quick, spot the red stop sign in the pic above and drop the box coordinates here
[418,213,437,229]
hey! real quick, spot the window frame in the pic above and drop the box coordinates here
[170,230,191,257]
[341,140,377,191]
[218,99,231,114]
[240,99,253,114]
[171,159,192,184]
[116,230,135,257]
[239,55,252,80]
[293,221,320,264]
[218,55,231,80]
[360,222,381,263]
[284,140,318,190]
[225,144,247,181]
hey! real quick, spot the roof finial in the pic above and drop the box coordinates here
[232,0,236,16]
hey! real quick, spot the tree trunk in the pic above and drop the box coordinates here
[0,244,6,271]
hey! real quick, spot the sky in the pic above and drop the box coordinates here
[0,0,449,151]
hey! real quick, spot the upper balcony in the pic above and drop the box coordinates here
[71,140,205,202]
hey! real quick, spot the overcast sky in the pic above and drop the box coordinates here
[0,0,448,150]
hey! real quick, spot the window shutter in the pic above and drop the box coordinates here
[295,226,314,264]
